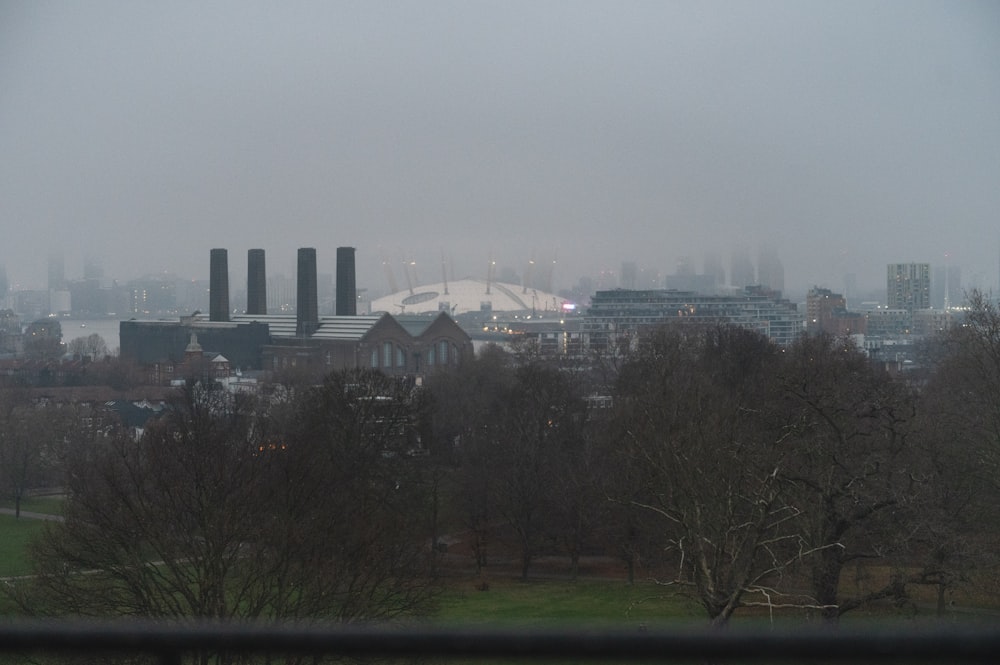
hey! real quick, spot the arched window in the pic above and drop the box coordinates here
[427,345,435,366]
[396,346,406,368]
[438,340,448,364]
[371,348,379,368]
[383,342,393,369]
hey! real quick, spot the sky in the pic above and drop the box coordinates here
[2,0,999,299]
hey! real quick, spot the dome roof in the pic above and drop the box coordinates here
[369,279,565,316]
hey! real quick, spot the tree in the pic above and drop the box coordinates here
[927,291,1000,483]
[67,333,109,360]
[427,344,516,574]
[614,325,807,627]
[0,390,67,518]
[276,368,438,620]
[24,319,64,361]
[910,291,1000,609]
[777,333,919,622]
[14,373,438,625]
[489,360,587,580]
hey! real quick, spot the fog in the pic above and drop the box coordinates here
[2,1,998,298]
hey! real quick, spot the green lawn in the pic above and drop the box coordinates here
[432,577,701,628]
[0,514,46,577]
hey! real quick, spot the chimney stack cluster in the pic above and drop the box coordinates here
[207,247,357,337]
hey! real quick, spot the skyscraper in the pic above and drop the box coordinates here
[730,247,755,289]
[756,245,784,294]
[887,263,930,313]
[932,265,961,310]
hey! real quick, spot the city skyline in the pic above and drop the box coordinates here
[2,245,991,298]
[3,2,999,296]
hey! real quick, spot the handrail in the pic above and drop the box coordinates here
[0,620,997,662]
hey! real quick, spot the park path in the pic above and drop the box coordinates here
[0,507,63,521]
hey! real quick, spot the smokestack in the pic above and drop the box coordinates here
[296,247,319,337]
[336,246,357,316]
[209,248,230,322]
[246,249,267,315]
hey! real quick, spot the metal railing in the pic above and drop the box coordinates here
[0,620,998,663]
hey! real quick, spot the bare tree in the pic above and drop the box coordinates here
[14,373,438,626]
[777,333,919,622]
[67,333,109,360]
[614,325,810,627]
[0,390,67,518]
[909,291,1000,609]
[427,345,516,574]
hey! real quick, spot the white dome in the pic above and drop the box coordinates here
[369,279,565,315]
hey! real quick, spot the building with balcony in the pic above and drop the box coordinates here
[584,287,803,350]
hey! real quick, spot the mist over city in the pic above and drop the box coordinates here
[7,3,1000,654]
[2,1,998,300]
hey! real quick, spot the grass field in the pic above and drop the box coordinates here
[432,577,701,628]
[0,514,46,577]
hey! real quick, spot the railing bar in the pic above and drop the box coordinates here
[0,621,998,662]
[159,650,182,665]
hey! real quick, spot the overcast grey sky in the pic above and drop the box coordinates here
[2,0,998,297]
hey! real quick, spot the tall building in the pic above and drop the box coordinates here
[47,253,66,291]
[703,252,725,287]
[730,247,755,289]
[756,245,784,294]
[932,265,961,310]
[83,256,104,281]
[620,261,638,290]
[887,263,930,313]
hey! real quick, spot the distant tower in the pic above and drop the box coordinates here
[209,248,230,322]
[704,252,725,287]
[887,263,930,313]
[621,261,638,290]
[83,256,104,281]
[675,257,695,276]
[730,246,755,289]
[756,245,784,294]
[47,253,66,291]
[246,249,267,315]
[336,246,357,316]
[296,248,319,337]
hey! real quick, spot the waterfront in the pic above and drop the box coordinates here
[61,319,125,352]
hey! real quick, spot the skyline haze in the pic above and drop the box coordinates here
[2,1,999,297]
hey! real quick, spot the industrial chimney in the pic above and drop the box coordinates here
[336,246,357,316]
[246,249,267,315]
[209,248,230,322]
[296,247,319,337]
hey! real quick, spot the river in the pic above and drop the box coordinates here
[60,319,127,352]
